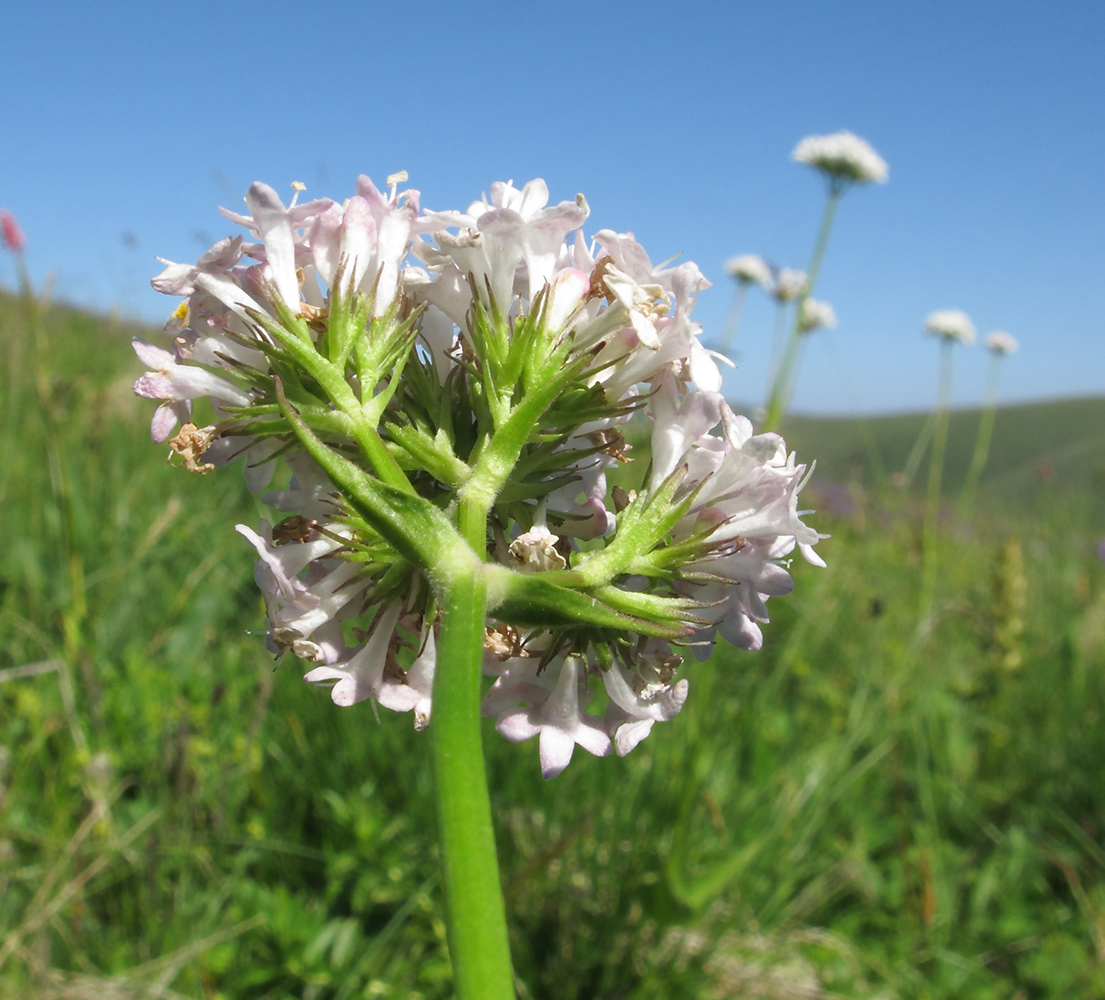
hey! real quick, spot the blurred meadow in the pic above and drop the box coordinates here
[1,278,1104,999]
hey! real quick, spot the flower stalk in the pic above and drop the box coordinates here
[433,566,515,999]
[921,338,954,616]
[959,332,1017,517]
[761,131,887,431]
[762,188,839,431]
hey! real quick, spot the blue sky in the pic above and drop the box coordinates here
[1,0,1102,414]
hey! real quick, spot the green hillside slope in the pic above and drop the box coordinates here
[779,397,1105,513]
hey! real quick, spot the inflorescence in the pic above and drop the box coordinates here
[134,175,824,778]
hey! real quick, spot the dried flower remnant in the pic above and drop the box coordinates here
[792,130,889,186]
[925,309,976,346]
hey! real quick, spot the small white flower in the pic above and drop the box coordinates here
[724,254,773,290]
[792,130,888,185]
[925,309,976,346]
[772,268,807,303]
[509,523,567,573]
[798,298,837,333]
[985,330,1018,355]
[491,655,612,779]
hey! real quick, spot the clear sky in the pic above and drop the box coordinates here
[2,0,1102,414]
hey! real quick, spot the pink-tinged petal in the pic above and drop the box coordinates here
[304,603,401,708]
[375,680,421,714]
[150,401,189,443]
[151,260,196,295]
[612,718,655,756]
[132,337,175,369]
[307,202,345,287]
[407,629,436,731]
[721,407,754,448]
[133,364,251,406]
[194,270,266,324]
[688,342,723,392]
[244,438,281,494]
[419,305,457,385]
[516,178,550,217]
[340,196,376,291]
[244,182,300,311]
[720,615,763,652]
[197,235,243,269]
[496,708,543,743]
[545,267,590,331]
[475,207,527,309]
[799,542,826,568]
[649,371,724,488]
[538,726,577,779]
[310,619,349,665]
[572,717,615,759]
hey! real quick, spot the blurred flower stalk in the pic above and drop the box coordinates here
[761,131,887,431]
[959,330,1019,515]
[921,309,976,613]
[133,175,823,997]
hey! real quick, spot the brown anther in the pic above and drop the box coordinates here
[585,429,631,462]
[612,485,637,513]
[272,515,315,546]
[167,422,217,474]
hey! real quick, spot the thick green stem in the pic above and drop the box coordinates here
[921,340,954,616]
[958,354,1002,517]
[763,187,841,431]
[433,566,515,1000]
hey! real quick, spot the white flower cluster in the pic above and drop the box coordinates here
[925,309,977,346]
[724,254,773,290]
[792,131,888,185]
[984,330,1018,355]
[135,175,823,778]
[798,298,837,334]
[772,268,807,304]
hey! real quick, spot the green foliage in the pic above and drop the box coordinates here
[2,291,1105,998]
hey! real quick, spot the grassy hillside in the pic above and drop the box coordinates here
[2,290,1105,998]
[780,397,1105,514]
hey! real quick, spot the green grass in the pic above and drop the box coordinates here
[2,289,1105,998]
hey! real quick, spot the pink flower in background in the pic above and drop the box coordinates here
[1,210,26,253]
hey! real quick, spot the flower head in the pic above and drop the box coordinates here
[724,254,773,290]
[985,330,1018,355]
[925,309,976,346]
[1,210,25,253]
[772,268,807,304]
[798,298,837,334]
[137,173,823,778]
[792,130,888,185]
